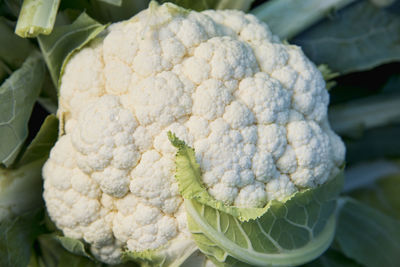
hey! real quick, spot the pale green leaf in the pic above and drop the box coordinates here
[336,198,400,267]
[251,0,355,39]
[123,236,197,267]
[169,131,268,221]
[293,0,400,74]
[180,250,209,267]
[318,64,339,90]
[0,51,45,167]
[15,0,61,38]
[169,133,343,266]
[186,172,342,266]
[52,236,92,259]
[169,131,343,222]
[37,12,107,87]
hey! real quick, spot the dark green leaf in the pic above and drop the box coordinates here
[349,171,400,221]
[59,0,149,23]
[97,0,122,6]
[344,124,400,164]
[304,249,361,267]
[0,51,45,167]
[16,115,58,167]
[57,252,98,267]
[37,12,107,88]
[160,0,254,12]
[293,0,400,74]
[35,235,100,267]
[336,198,400,267]
[0,17,34,71]
[344,160,400,192]
[382,74,400,94]
[15,0,60,38]
[0,0,22,18]
[329,93,400,137]
[90,0,149,23]
[251,0,355,39]
[0,115,57,221]
[37,72,58,114]
[0,211,44,267]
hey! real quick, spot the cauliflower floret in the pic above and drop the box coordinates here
[44,2,345,264]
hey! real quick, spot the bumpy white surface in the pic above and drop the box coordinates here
[43,2,345,264]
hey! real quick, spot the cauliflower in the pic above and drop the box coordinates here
[43,2,345,265]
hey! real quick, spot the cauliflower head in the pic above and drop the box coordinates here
[43,2,345,264]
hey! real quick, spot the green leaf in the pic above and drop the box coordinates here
[293,0,400,74]
[59,0,150,23]
[214,0,254,12]
[343,160,400,193]
[37,12,107,87]
[0,160,44,221]
[169,131,268,221]
[0,115,57,266]
[336,198,400,267]
[329,93,400,137]
[0,17,34,72]
[35,235,101,267]
[344,125,400,164]
[370,0,397,7]
[169,132,344,266]
[0,115,58,220]
[57,252,99,267]
[186,174,342,266]
[52,236,92,259]
[123,236,197,267]
[318,64,340,90]
[97,0,122,6]
[345,163,400,220]
[37,72,58,114]
[160,0,253,12]
[304,249,361,267]
[0,0,21,18]
[169,131,343,222]
[251,0,355,39]
[16,115,58,167]
[0,211,44,267]
[0,51,45,167]
[382,74,400,94]
[15,0,61,38]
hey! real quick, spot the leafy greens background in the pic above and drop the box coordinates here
[0,0,400,266]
